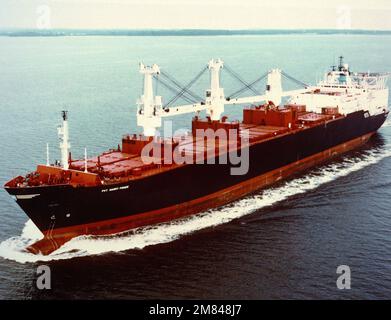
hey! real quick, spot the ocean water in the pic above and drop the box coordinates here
[0,35,390,299]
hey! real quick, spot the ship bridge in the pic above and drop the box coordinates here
[318,56,389,90]
[290,56,389,115]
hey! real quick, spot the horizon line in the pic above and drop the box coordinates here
[1,28,391,37]
[1,27,391,31]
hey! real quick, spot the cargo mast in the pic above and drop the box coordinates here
[136,59,311,135]
[137,63,162,137]
[266,69,283,106]
[206,59,225,120]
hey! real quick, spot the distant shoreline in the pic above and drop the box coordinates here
[1,29,391,37]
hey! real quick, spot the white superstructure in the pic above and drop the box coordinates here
[289,57,389,116]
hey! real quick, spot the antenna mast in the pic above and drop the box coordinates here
[339,56,344,71]
[46,143,50,166]
[84,148,88,173]
[58,110,70,170]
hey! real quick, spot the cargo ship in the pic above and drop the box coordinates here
[4,57,389,255]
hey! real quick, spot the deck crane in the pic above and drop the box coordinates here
[136,59,312,137]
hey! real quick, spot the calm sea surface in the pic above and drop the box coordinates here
[0,35,390,299]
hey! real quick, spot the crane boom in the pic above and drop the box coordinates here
[225,87,313,106]
[136,59,311,136]
[160,103,205,117]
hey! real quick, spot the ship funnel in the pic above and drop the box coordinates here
[57,110,70,170]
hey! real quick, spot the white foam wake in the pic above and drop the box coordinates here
[383,119,391,128]
[1,145,390,264]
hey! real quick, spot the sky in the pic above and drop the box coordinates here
[1,0,391,30]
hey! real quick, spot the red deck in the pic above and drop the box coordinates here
[68,108,339,181]
[5,105,343,189]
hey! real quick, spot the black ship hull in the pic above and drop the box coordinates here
[5,110,388,253]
